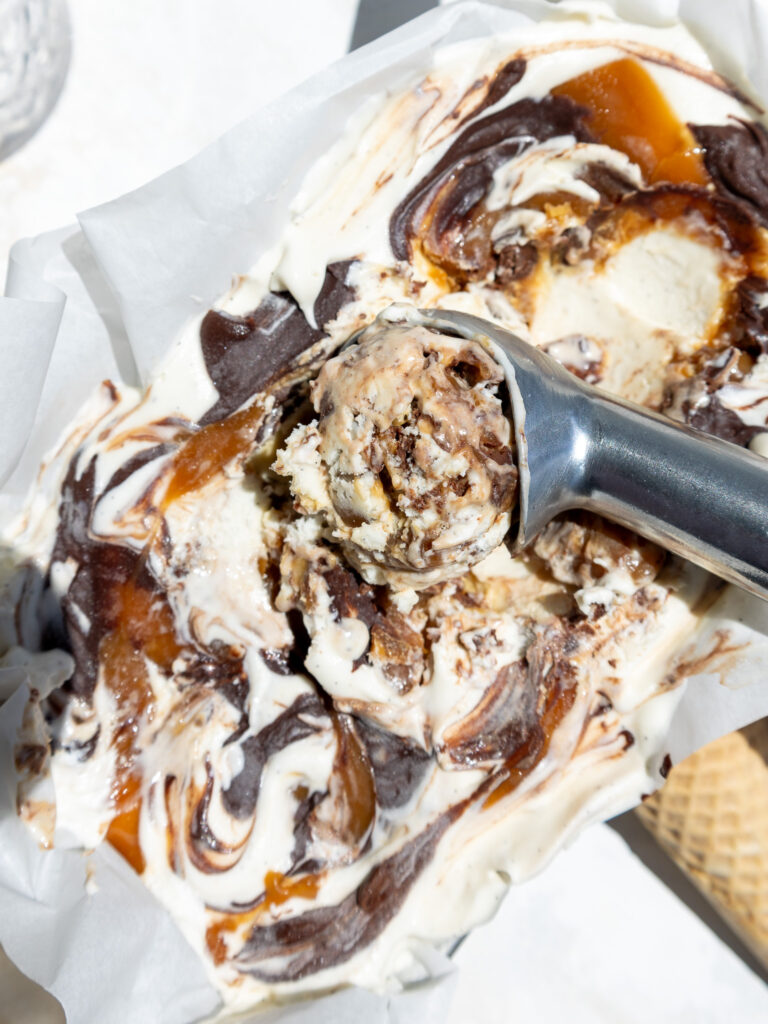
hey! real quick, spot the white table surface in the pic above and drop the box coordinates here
[1,1,767,1021]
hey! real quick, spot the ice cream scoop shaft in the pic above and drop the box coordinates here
[582,391,768,599]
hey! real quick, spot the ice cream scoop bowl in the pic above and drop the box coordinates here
[370,307,768,601]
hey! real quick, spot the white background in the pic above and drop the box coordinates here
[1,1,767,1021]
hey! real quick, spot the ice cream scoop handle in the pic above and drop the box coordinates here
[583,392,768,599]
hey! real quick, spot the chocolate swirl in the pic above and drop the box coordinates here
[693,121,768,228]
[390,93,593,261]
[200,262,356,425]
[223,694,327,819]
[200,295,324,426]
[236,809,457,982]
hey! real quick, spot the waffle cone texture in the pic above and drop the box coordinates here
[636,721,768,970]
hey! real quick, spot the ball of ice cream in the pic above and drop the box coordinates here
[274,319,518,589]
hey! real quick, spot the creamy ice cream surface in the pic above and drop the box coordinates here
[5,7,768,1015]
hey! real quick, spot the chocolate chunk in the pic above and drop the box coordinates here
[323,565,378,630]
[693,121,768,228]
[285,608,312,673]
[579,161,638,203]
[685,395,762,447]
[321,565,425,686]
[368,612,424,693]
[663,343,765,449]
[313,260,357,328]
[496,241,538,283]
[728,276,768,356]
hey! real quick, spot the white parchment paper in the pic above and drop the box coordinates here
[2,1,768,1021]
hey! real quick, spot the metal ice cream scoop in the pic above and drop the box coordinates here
[413,307,768,602]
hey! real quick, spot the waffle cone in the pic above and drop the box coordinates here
[636,721,768,969]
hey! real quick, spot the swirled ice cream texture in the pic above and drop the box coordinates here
[274,321,517,589]
[5,8,768,1016]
